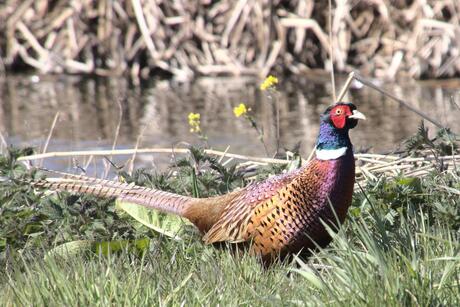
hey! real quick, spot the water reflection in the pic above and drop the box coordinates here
[0,74,459,169]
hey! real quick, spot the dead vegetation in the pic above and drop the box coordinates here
[1,0,459,80]
[16,147,460,189]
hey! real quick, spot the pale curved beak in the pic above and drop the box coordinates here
[348,110,366,120]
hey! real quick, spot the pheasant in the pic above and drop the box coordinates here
[34,102,365,263]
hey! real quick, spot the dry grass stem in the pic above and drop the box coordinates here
[128,125,148,175]
[336,72,355,102]
[104,99,124,177]
[328,0,336,102]
[17,147,460,184]
[40,112,60,167]
[353,73,447,130]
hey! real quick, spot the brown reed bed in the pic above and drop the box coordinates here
[1,1,459,80]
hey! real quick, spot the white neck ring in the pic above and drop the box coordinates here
[316,147,348,160]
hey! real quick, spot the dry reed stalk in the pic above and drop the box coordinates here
[83,155,95,173]
[17,146,460,184]
[328,0,336,102]
[39,112,60,167]
[0,132,7,154]
[352,72,447,130]
[336,71,355,102]
[17,148,290,164]
[103,99,123,178]
[127,124,148,175]
[218,145,231,164]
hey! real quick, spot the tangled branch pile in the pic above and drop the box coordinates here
[1,0,459,80]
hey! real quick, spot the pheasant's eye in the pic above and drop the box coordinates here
[335,108,343,115]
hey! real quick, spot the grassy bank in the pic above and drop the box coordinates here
[0,136,459,305]
[1,1,459,79]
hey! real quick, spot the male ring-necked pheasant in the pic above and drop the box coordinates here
[35,102,365,262]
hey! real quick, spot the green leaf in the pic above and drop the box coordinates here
[94,238,150,256]
[45,240,93,259]
[23,223,43,235]
[293,257,325,290]
[191,168,200,198]
[115,200,189,240]
[349,207,361,217]
[0,238,6,249]
[46,238,151,259]
[396,177,416,186]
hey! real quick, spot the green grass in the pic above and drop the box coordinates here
[1,146,459,306]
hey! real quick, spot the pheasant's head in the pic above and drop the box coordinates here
[316,102,366,160]
[321,102,366,130]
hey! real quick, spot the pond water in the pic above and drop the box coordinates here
[0,73,459,172]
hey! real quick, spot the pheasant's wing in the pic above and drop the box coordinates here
[202,167,303,244]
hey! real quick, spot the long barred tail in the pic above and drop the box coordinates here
[33,170,195,216]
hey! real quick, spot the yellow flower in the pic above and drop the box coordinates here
[188,112,200,122]
[260,75,278,91]
[188,112,201,133]
[233,103,248,117]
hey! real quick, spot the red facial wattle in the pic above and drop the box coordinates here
[330,106,352,129]
[331,114,346,129]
